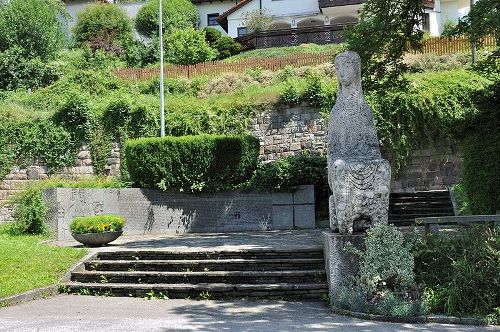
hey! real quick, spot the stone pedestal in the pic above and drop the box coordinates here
[323,231,366,300]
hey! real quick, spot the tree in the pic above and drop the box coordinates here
[135,0,199,37]
[165,28,217,65]
[0,0,66,60]
[242,9,272,33]
[73,3,132,54]
[343,0,425,90]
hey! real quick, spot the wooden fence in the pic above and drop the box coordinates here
[115,36,497,81]
[416,35,496,55]
[115,50,338,81]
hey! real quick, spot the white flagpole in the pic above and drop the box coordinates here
[159,0,165,137]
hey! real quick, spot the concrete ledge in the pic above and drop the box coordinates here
[330,305,488,326]
[43,186,316,240]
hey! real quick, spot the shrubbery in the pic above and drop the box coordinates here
[415,226,500,323]
[333,225,424,317]
[135,0,199,37]
[73,3,133,53]
[9,188,47,235]
[165,28,217,65]
[70,215,125,234]
[124,134,260,192]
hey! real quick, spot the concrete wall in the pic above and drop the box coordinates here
[43,186,315,240]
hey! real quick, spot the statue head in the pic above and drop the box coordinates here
[334,51,362,89]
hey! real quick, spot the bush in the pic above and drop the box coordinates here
[52,94,94,141]
[203,27,222,46]
[70,215,125,235]
[135,0,199,37]
[332,225,423,317]
[73,3,132,51]
[214,36,243,60]
[278,82,301,105]
[9,188,47,235]
[124,134,260,192]
[0,47,60,90]
[0,0,66,60]
[415,226,500,320]
[165,28,217,65]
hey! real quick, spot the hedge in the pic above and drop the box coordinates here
[124,134,260,192]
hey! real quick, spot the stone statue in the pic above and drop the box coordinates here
[328,51,391,234]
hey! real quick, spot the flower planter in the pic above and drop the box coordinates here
[71,231,123,247]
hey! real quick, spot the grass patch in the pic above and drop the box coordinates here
[0,225,87,298]
[224,43,343,61]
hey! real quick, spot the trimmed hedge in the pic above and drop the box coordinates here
[70,215,125,235]
[124,134,260,192]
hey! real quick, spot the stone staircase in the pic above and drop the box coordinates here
[64,248,328,299]
[389,190,455,226]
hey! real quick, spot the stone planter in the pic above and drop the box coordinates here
[71,231,123,247]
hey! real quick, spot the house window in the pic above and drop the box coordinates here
[237,27,248,37]
[422,13,430,31]
[207,13,219,26]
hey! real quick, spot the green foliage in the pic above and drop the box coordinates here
[303,75,336,110]
[351,225,416,294]
[453,184,472,216]
[135,0,199,37]
[225,43,343,62]
[0,46,60,90]
[405,53,470,72]
[203,27,222,46]
[343,0,425,90]
[9,188,47,235]
[52,94,94,142]
[70,215,125,234]
[441,19,458,37]
[124,134,260,192]
[242,8,272,33]
[214,36,243,60]
[165,28,217,65]
[460,83,500,214]
[333,225,423,317]
[415,226,500,319]
[73,3,133,49]
[278,81,301,105]
[0,0,66,60]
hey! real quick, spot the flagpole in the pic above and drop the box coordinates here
[159,0,165,137]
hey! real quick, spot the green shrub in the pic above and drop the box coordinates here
[303,75,336,110]
[70,215,125,234]
[214,36,243,60]
[52,94,94,141]
[165,28,217,65]
[0,46,60,90]
[278,82,301,105]
[459,82,500,214]
[203,27,222,46]
[415,226,500,320]
[135,0,199,37]
[124,134,260,192]
[73,3,132,48]
[9,188,47,235]
[0,0,66,60]
[332,225,423,317]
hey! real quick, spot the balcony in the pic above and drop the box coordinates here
[319,0,365,8]
[235,25,344,50]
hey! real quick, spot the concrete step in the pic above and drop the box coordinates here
[71,270,327,284]
[64,282,328,299]
[97,248,324,261]
[86,258,326,272]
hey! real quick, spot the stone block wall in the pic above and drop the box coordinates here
[0,103,462,223]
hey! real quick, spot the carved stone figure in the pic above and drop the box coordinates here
[328,51,391,234]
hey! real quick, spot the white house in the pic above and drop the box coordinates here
[195,0,476,38]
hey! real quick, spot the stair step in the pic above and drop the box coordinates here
[64,282,328,299]
[86,258,325,272]
[71,270,326,284]
[97,248,324,261]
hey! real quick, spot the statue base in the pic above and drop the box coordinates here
[322,231,366,302]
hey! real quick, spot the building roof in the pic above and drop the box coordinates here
[217,0,254,32]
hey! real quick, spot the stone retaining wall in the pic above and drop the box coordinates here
[0,103,462,223]
[43,186,315,240]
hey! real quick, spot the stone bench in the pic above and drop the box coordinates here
[415,215,500,235]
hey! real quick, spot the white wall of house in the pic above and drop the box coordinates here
[197,1,236,34]
[436,0,471,34]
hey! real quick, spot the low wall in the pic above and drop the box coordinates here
[43,186,315,241]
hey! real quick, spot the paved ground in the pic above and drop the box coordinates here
[49,229,325,252]
[0,295,498,332]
